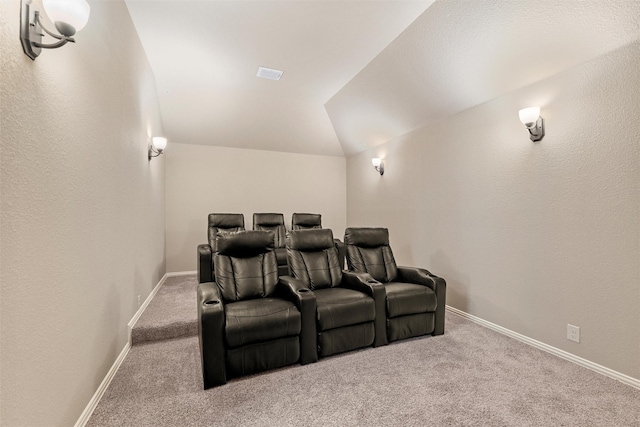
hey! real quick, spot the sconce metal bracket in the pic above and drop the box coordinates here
[20,0,76,60]
[528,117,545,142]
[21,0,41,60]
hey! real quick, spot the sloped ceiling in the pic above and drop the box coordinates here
[126,0,640,158]
[327,0,640,155]
[125,0,432,157]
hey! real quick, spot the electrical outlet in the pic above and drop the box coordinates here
[567,324,580,343]
[137,294,141,308]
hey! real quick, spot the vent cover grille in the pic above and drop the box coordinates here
[256,66,283,81]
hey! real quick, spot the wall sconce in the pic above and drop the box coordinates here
[518,107,545,142]
[148,137,167,160]
[20,0,90,60]
[372,158,384,175]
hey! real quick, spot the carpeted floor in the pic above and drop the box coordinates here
[130,275,198,345]
[88,275,640,426]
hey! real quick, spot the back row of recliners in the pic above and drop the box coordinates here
[197,213,446,389]
[198,212,344,281]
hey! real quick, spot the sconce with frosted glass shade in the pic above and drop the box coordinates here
[148,137,167,160]
[372,157,384,175]
[20,0,90,60]
[518,107,545,142]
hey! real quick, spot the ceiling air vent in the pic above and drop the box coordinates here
[256,66,283,81]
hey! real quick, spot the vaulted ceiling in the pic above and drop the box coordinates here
[126,0,640,157]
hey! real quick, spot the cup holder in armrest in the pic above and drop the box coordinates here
[298,288,310,293]
[204,300,220,306]
[366,279,380,284]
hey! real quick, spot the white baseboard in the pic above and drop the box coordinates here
[127,273,169,334]
[74,342,131,427]
[76,273,170,427]
[446,305,640,390]
[166,270,197,277]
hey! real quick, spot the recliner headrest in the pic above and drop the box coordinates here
[344,227,389,248]
[287,229,334,251]
[292,213,321,228]
[216,230,274,257]
[253,213,285,227]
[208,213,244,229]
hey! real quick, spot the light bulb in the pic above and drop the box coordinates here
[152,137,168,151]
[372,158,382,167]
[43,0,90,36]
[518,107,540,128]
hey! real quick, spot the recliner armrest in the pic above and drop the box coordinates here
[397,266,435,291]
[278,276,318,364]
[197,282,226,388]
[397,266,447,336]
[197,244,213,284]
[341,271,388,347]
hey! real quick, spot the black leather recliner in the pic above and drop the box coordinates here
[286,229,387,357]
[197,230,316,389]
[253,213,289,276]
[344,228,446,343]
[197,213,245,283]
[291,213,322,230]
[291,212,346,270]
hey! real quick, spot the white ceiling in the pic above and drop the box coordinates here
[126,0,640,158]
[326,0,640,155]
[125,0,433,157]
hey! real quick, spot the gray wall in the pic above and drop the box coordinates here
[346,42,640,380]
[165,142,347,272]
[0,1,165,425]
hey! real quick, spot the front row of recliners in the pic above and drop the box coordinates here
[197,227,446,389]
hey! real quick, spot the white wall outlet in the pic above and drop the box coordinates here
[567,324,580,343]
[137,294,141,308]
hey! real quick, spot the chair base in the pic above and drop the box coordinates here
[227,336,300,378]
[387,312,434,342]
[318,322,374,357]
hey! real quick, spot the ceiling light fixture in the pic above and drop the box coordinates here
[518,107,545,142]
[256,66,284,81]
[20,0,90,60]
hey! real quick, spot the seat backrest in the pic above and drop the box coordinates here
[344,228,398,283]
[286,229,342,290]
[253,213,286,248]
[213,230,278,302]
[291,213,322,230]
[208,213,245,251]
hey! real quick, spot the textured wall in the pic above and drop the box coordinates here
[0,1,165,425]
[327,0,640,156]
[166,143,346,272]
[347,42,640,380]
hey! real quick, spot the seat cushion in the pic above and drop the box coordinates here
[385,282,437,318]
[225,298,301,348]
[314,288,375,331]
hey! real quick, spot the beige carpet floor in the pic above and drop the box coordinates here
[88,272,640,427]
[87,274,640,426]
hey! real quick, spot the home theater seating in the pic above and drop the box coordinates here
[291,212,347,270]
[252,213,289,276]
[197,213,447,389]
